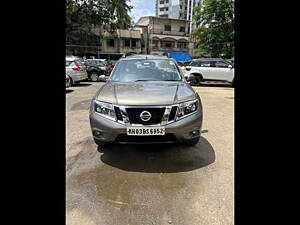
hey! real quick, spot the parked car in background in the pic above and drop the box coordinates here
[84,59,111,82]
[66,74,71,88]
[89,55,203,146]
[66,56,88,86]
[108,60,118,69]
[226,59,234,66]
[185,58,234,86]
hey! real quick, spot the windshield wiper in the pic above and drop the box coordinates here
[133,80,153,82]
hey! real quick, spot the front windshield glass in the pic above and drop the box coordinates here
[111,59,182,82]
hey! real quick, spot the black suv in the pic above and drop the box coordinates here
[84,59,111,82]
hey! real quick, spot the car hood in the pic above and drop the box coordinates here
[96,81,196,106]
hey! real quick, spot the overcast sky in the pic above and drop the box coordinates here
[129,0,156,23]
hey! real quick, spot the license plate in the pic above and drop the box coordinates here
[127,127,165,136]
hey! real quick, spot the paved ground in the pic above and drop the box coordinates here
[66,81,234,225]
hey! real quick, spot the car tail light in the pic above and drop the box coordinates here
[72,61,81,71]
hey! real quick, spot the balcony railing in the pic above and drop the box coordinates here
[152,46,188,51]
[151,29,189,37]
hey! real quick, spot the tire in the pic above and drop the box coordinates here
[69,77,73,87]
[189,75,202,86]
[67,78,72,88]
[89,72,100,82]
[186,137,200,146]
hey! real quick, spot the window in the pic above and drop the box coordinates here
[179,26,185,32]
[160,8,164,11]
[190,61,213,67]
[161,41,174,48]
[152,40,159,47]
[111,59,182,82]
[164,25,171,31]
[166,0,169,3]
[160,0,164,4]
[66,61,73,66]
[165,7,168,11]
[124,39,130,47]
[215,60,230,68]
[200,61,216,67]
[107,39,115,47]
[131,39,137,47]
[94,61,105,66]
[178,42,187,49]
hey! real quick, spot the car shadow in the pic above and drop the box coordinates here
[99,136,215,173]
[192,83,233,88]
[74,82,92,87]
[65,89,74,94]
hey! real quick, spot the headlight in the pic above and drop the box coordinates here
[94,100,116,121]
[177,99,198,119]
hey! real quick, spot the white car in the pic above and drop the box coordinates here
[185,58,234,86]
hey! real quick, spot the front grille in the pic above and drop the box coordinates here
[115,133,177,143]
[126,108,165,125]
[168,106,178,121]
[114,106,123,121]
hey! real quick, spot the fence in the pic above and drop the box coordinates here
[65,44,101,58]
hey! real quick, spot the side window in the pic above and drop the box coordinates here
[208,61,217,67]
[215,60,229,68]
[87,60,95,65]
[190,61,200,66]
[201,61,212,67]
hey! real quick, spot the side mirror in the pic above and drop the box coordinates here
[228,64,233,69]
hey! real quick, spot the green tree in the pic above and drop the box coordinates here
[106,0,133,30]
[192,0,234,58]
[66,0,133,46]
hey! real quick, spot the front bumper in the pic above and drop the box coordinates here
[89,109,202,144]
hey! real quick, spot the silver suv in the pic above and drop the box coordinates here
[89,55,203,146]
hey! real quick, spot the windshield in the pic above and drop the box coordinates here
[111,59,182,82]
[66,60,73,66]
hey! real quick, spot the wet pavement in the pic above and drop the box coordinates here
[66,81,234,225]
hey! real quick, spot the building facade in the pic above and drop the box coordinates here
[155,0,202,32]
[101,29,144,55]
[135,16,194,56]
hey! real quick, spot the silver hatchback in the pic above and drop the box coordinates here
[66,56,88,86]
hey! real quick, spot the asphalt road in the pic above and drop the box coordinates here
[66,81,234,225]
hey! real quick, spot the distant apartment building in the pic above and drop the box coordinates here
[155,0,202,32]
[100,29,144,56]
[135,16,195,56]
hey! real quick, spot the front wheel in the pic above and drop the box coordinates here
[89,72,100,82]
[189,76,201,86]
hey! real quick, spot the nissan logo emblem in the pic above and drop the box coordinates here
[140,111,152,121]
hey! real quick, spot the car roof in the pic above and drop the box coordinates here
[192,58,224,61]
[66,56,81,61]
[120,54,171,61]
[86,59,107,61]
